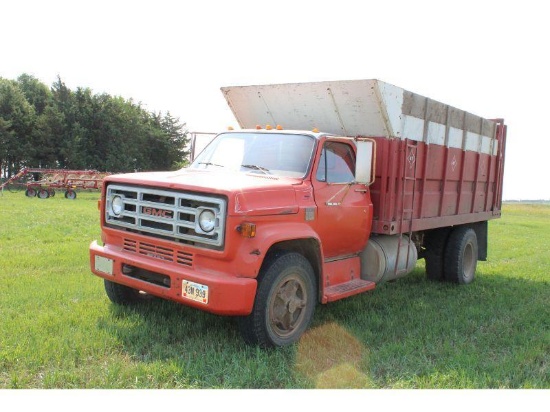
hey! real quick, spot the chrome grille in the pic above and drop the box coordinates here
[106,184,226,248]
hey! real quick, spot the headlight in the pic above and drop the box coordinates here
[111,195,124,216]
[198,209,216,233]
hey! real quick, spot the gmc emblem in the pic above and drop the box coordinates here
[142,206,173,219]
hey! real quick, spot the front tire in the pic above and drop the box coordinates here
[104,279,152,305]
[444,227,478,284]
[238,252,317,348]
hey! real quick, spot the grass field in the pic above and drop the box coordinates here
[0,191,548,389]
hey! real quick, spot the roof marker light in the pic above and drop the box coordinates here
[276,125,283,130]
[312,128,319,133]
[256,125,262,130]
[266,124,273,130]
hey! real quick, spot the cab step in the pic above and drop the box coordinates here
[324,279,376,302]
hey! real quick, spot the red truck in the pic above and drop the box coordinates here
[90,80,507,347]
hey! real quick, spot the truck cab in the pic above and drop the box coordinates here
[91,127,379,347]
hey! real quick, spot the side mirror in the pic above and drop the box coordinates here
[355,138,376,185]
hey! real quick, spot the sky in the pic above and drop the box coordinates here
[1,0,549,200]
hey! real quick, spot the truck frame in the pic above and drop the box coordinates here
[89,79,507,347]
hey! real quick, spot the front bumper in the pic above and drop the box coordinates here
[89,240,257,316]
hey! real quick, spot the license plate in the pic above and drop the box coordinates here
[182,280,209,304]
[95,255,114,275]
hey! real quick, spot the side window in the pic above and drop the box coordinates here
[316,142,356,183]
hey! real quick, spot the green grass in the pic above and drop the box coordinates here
[0,192,548,388]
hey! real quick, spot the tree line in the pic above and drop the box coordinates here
[0,74,189,178]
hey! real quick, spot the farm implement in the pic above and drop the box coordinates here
[0,168,109,199]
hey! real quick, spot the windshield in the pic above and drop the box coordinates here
[189,132,316,178]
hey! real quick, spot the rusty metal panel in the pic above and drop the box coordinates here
[370,119,507,235]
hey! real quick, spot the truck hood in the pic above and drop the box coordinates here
[105,169,304,216]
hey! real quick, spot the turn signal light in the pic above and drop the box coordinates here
[238,222,257,238]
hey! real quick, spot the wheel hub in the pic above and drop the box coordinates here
[271,277,307,336]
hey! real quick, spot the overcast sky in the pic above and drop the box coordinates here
[2,0,548,200]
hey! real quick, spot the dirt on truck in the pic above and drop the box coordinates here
[90,79,507,347]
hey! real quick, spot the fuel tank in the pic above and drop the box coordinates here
[360,234,418,283]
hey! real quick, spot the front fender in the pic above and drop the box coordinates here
[232,222,322,278]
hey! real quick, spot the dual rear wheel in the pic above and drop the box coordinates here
[424,226,478,284]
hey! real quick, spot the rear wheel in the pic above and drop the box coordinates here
[424,228,450,281]
[104,279,153,305]
[444,227,478,284]
[238,252,317,348]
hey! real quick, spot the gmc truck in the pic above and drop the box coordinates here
[90,79,507,347]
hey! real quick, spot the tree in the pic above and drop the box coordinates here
[0,116,14,178]
[1,74,190,174]
[160,111,189,168]
[0,78,36,177]
[17,74,52,115]
[33,104,66,168]
[50,76,79,168]
[16,74,61,168]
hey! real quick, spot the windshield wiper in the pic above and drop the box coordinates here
[198,162,225,168]
[241,164,271,174]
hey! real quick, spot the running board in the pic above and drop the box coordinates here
[324,279,376,303]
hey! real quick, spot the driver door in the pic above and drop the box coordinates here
[312,139,371,259]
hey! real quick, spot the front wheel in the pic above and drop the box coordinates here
[104,279,153,305]
[444,227,478,284]
[238,252,317,348]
